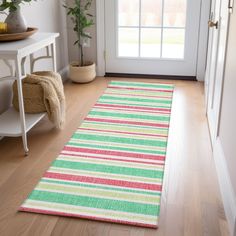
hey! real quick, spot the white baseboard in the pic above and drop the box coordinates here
[213,138,236,236]
[58,66,69,83]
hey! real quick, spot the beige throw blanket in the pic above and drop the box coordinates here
[13,71,66,129]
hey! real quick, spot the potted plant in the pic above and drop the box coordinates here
[64,0,96,83]
[0,0,37,33]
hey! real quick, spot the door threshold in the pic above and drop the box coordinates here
[105,73,197,81]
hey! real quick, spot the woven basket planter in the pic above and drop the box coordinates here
[69,62,96,83]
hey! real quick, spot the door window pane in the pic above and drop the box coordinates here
[163,0,187,27]
[141,0,162,27]
[117,0,187,59]
[162,29,185,58]
[141,29,161,58]
[118,0,139,26]
[118,28,139,57]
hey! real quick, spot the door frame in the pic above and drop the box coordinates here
[96,0,211,81]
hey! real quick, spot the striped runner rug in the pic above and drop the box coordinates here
[19,81,174,228]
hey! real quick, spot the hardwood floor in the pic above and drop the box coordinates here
[0,77,229,236]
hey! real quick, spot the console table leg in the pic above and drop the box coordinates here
[15,58,29,156]
[51,42,57,72]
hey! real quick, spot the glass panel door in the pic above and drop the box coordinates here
[105,0,202,76]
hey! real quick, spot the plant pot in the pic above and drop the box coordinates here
[69,62,96,83]
[5,8,27,33]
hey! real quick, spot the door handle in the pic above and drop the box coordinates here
[208,20,218,29]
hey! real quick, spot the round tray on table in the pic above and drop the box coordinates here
[0,27,38,42]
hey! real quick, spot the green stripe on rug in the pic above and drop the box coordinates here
[29,190,160,216]
[52,160,164,178]
[89,111,170,121]
[100,96,172,104]
[72,133,167,147]
[110,81,174,89]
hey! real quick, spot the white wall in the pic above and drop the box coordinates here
[219,11,236,201]
[0,0,69,114]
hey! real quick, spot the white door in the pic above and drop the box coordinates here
[205,0,230,140]
[105,0,202,76]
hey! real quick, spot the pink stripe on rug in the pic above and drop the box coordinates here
[44,172,162,191]
[85,118,169,128]
[108,86,173,93]
[94,103,171,113]
[63,146,166,161]
[78,128,168,138]
[105,92,172,99]
[93,107,170,115]
[60,152,165,166]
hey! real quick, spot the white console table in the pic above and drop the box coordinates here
[0,33,59,155]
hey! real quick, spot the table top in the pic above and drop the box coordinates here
[0,32,59,57]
